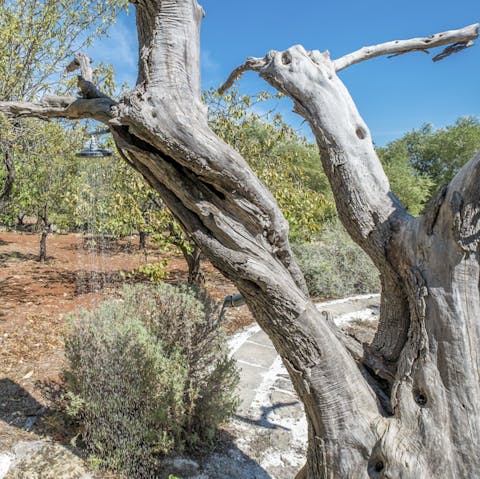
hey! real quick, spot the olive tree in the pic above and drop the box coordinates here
[1,2,479,477]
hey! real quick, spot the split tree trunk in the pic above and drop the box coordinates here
[1,2,479,477]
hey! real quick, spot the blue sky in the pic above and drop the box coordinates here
[87,1,479,145]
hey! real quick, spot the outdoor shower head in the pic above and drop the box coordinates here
[76,135,112,158]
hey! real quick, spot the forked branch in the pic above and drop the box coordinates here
[65,53,94,81]
[65,53,111,100]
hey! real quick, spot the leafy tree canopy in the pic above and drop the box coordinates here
[378,116,480,214]
[0,0,128,100]
[206,88,336,240]
[0,0,128,213]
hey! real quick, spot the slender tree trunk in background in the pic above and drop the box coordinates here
[139,230,148,250]
[166,221,205,285]
[38,209,50,262]
[0,3,479,476]
[39,229,48,262]
[0,149,15,211]
[184,245,204,286]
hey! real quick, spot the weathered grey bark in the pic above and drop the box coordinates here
[220,24,480,478]
[0,2,479,477]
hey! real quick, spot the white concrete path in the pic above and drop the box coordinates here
[231,294,380,414]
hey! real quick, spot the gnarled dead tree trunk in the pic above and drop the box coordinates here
[1,3,479,477]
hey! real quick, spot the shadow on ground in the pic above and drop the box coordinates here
[234,401,299,431]
[0,381,90,479]
[0,379,72,441]
[164,431,274,479]
[0,379,273,479]
[61,235,137,255]
[0,379,45,432]
[0,251,39,263]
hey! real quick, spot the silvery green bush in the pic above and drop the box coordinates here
[292,220,380,299]
[64,283,239,478]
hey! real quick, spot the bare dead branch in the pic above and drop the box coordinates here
[0,95,115,123]
[65,53,111,100]
[218,56,267,95]
[432,40,475,62]
[333,23,479,71]
[65,53,93,81]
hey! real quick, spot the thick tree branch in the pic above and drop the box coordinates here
[132,0,204,104]
[0,95,115,123]
[65,52,94,81]
[435,151,480,252]
[217,24,479,321]
[260,45,408,257]
[220,28,474,385]
[113,83,382,463]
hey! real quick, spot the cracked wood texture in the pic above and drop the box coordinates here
[1,1,479,477]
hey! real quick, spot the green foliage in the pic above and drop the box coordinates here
[64,284,239,478]
[292,220,380,299]
[378,117,480,211]
[0,1,197,273]
[65,301,186,477]
[152,220,194,256]
[205,88,335,240]
[377,140,434,216]
[0,0,128,225]
[408,117,480,186]
[74,154,162,237]
[0,120,82,228]
[134,261,169,284]
[0,0,128,101]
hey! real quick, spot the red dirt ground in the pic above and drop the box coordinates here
[0,231,253,450]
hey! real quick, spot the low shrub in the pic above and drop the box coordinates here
[64,283,239,478]
[292,220,380,299]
